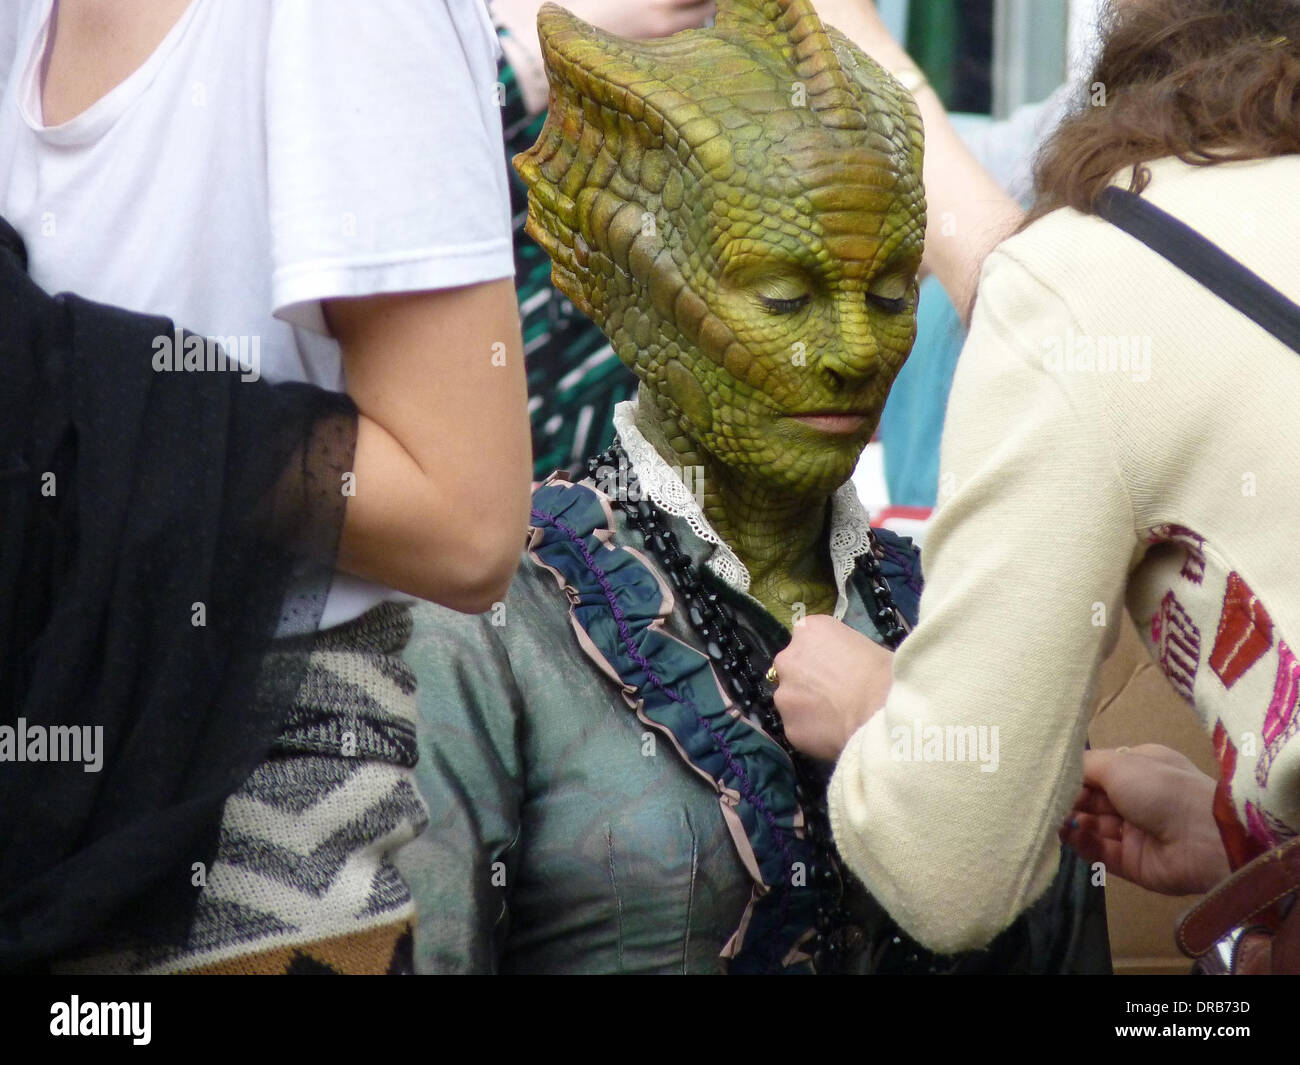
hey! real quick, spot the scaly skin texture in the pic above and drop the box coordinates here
[515,0,926,622]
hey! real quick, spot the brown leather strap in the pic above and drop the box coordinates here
[1178,836,1300,958]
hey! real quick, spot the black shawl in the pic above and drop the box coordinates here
[0,217,358,969]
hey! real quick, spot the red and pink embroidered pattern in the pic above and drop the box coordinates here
[1210,572,1274,689]
[1150,591,1200,702]
[1207,573,1296,849]
[1142,524,1297,855]
[1256,640,1300,793]
[1147,523,1207,584]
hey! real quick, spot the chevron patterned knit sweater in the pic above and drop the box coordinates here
[57,602,428,975]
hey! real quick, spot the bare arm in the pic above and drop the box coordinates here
[814,0,1024,320]
[493,0,718,115]
[325,280,532,614]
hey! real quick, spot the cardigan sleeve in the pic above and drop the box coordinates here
[828,247,1141,954]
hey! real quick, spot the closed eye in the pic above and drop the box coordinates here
[866,268,914,315]
[759,294,811,315]
[867,293,909,315]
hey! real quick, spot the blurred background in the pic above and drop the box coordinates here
[874,0,1103,118]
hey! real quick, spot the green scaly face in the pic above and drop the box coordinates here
[516,0,926,500]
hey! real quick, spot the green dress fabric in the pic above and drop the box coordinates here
[396,458,1111,974]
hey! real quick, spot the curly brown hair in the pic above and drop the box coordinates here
[1027,0,1300,223]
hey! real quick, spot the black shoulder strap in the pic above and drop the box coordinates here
[1095,186,1300,356]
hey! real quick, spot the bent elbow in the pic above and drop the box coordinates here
[847,863,1020,956]
[407,475,530,613]
[440,563,516,616]
[432,534,523,616]
[857,854,1056,957]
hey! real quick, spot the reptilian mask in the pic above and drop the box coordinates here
[515,0,926,498]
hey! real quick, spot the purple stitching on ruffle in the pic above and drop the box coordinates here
[531,507,796,876]
[876,532,923,596]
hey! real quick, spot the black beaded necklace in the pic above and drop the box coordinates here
[587,439,908,974]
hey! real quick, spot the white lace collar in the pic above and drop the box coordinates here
[611,401,875,621]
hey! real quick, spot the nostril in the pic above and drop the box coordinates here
[822,366,845,393]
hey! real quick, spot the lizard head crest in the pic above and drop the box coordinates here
[515,0,927,498]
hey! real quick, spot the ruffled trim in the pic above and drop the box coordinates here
[527,475,820,973]
[827,482,873,620]
[612,402,751,593]
[870,526,923,629]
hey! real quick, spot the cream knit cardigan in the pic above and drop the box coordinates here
[829,155,1300,953]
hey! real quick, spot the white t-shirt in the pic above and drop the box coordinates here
[0,0,515,628]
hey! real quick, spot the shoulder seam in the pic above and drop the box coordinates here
[971,246,1141,547]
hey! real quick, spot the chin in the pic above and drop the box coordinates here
[742,438,865,500]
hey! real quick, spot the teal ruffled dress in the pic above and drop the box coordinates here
[397,462,1110,974]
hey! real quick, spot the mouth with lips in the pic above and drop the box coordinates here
[783,408,875,436]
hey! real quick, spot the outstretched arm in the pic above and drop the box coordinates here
[493,0,719,114]
[778,249,1137,954]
